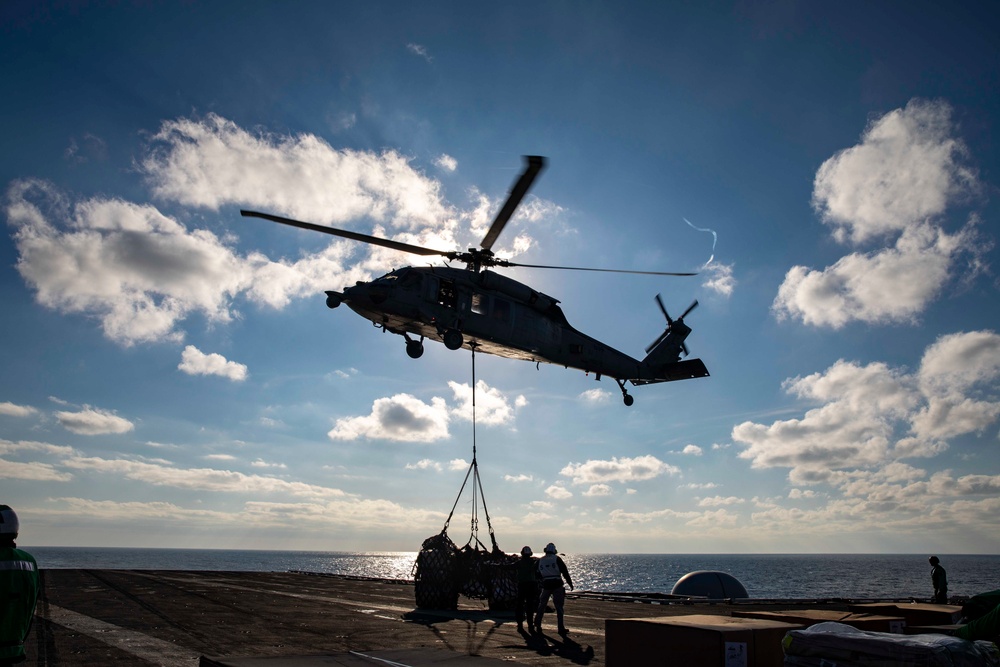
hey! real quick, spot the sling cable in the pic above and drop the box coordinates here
[412,344,519,610]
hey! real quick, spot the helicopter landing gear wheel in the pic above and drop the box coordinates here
[325,291,342,309]
[616,379,634,406]
[443,329,464,350]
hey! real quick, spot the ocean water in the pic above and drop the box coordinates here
[24,547,1000,600]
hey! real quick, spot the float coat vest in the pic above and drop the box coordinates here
[538,554,562,584]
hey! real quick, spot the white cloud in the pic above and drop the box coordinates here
[583,484,612,497]
[0,458,73,481]
[178,345,248,381]
[773,99,984,329]
[5,180,252,345]
[608,507,697,524]
[579,388,612,404]
[702,262,736,297]
[251,458,287,469]
[0,440,76,457]
[0,402,37,417]
[919,330,1000,393]
[911,330,1000,441]
[435,154,457,172]
[406,459,442,471]
[504,473,534,482]
[733,332,1000,483]
[545,485,573,500]
[43,496,446,535]
[682,444,703,456]
[698,495,745,507]
[448,380,524,425]
[773,223,976,328]
[55,407,134,435]
[406,43,433,62]
[142,115,453,231]
[448,458,468,471]
[812,99,977,244]
[328,381,525,443]
[328,393,451,442]
[63,456,348,499]
[560,455,680,485]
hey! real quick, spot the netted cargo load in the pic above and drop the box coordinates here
[485,550,518,611]
[413,532,459,610]
[457,544,518,610]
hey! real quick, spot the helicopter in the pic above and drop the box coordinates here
[241,155,709,405]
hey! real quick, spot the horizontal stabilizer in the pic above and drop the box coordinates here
[631,358,710,385]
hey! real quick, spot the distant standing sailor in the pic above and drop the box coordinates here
[929,555,948,604]
[534,542,574,635]
[1,505,40,666]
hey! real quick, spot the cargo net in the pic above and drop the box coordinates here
[412,346,518,611]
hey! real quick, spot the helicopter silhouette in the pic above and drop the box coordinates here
[241,156,708,405]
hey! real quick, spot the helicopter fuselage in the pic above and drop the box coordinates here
[329,266,708,403]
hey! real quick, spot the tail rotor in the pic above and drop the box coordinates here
[646,295,698,355]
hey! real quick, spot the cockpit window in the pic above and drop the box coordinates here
[399,270,422,289]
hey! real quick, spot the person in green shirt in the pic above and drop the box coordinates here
[1,505,39,666]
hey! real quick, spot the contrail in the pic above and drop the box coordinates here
[684,217,717,267]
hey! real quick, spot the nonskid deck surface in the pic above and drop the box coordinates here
[29,569,865,666]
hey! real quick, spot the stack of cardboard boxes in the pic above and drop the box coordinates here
[605,603,971,666]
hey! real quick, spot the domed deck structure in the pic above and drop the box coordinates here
[671,570,749,598]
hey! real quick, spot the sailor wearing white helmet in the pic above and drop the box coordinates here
[533,542,574,635]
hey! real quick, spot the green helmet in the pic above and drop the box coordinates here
[0,505,19,538]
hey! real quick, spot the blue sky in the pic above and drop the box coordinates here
[2,1,999,554]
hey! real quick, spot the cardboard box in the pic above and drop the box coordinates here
[849,602,963,626]
[732,609,906,633]
[605,614,802,667]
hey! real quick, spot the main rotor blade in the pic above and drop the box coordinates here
[240,210,451,257]
[679,300,699,320]
[507,261,697,277]
[479,155,546,252]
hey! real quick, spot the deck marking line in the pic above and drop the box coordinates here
[38,604,201,666]
[348,650,415,667]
